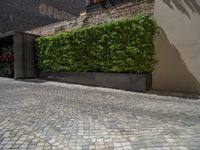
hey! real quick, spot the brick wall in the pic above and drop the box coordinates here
[26,0,155,35]
[0,0,85,33]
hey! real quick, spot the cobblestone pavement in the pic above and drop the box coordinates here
[0,77,200,150]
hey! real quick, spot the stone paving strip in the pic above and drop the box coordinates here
[0,77,200,150]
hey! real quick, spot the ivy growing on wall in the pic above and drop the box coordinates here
[36,16,157,73]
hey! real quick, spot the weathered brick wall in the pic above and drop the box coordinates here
[0,0,85,33]
[85,0,154,25]
[27,0,155,35]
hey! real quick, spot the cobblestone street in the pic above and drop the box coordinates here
[0,77,200,150]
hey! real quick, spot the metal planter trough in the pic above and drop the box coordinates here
[39,72,152,92]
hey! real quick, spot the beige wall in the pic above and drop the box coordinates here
[153,0,200,94]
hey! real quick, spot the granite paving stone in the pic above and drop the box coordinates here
[0,77,200,150]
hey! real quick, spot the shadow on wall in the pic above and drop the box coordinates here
[153,27,200,94]
[163,0,200,18]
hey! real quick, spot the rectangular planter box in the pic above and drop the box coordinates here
[39,72,152,92]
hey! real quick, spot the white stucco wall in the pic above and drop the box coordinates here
[153,0,200,94]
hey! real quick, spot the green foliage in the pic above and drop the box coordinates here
[36,16,157,73]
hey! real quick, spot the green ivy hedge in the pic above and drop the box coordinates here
[36,16,156,73]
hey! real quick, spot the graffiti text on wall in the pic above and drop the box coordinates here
[39,3,73,20]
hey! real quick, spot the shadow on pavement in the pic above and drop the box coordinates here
[148,90,200,100]
[17,78,48,83]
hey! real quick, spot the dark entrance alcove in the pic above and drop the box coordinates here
[0,33,14,78]
[0,31,39,79]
